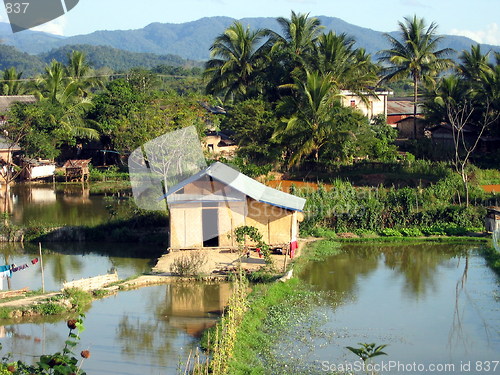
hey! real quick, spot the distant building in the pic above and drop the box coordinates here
[387,97,423,125]
[203,131,238,156]
[340,90,393,120]
[395,116,427,139]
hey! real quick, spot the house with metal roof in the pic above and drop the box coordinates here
[163,162,306,251]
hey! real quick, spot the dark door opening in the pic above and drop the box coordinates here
[202,208,219,247]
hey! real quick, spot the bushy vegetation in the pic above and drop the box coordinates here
[296,175,491,236]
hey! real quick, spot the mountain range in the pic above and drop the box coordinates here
[1,16,499,74]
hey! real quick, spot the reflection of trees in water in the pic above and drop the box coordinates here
[382,244,469,297]
[299,243,473,301]
[299,245,379,300]
[116,315,190,368]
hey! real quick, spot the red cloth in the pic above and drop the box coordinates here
[290,241,298,259]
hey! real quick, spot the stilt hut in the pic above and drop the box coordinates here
[486,206,500,233]
[164,162,306,251]
[63,159,91,182]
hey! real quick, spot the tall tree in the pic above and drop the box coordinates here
[274,70,340,166]
[379,15,454,138]
[270,11,322,75]
[204,21,271,103]
[314,31,379,95]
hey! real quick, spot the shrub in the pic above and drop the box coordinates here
[400,228,423,237]
[170,251,208,277]
[33,302,65,315]
[380,228,403,237]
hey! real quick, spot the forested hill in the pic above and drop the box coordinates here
[1,16,500,61]
[0,44,200,76]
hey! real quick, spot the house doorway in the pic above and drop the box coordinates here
[202,204,219,247]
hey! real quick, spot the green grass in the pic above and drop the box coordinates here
[483,245,500,276]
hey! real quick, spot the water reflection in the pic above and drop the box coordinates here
[0,283,232,375]
[0,242,160,291]
[296,243,500,370]
[10,184,116,226]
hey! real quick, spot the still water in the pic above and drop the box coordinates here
[294,243,500,374]
[0,242,158,291]
[0,283,231,375]
[9,184,123,226]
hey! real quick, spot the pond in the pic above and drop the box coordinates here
[0,282,231,375]
[290,243,500,374]
[9,183,127,226]
[0,242,160,292]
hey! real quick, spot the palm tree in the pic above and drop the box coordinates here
[271,11,322,69]
[458,44,491,83]
[65,50,103,97]
[35,60,99,141]
[1,67,25,95]
[203,21,271,103]
[379,15,454,138]
[315,31,379,95]
[274,70,340,166]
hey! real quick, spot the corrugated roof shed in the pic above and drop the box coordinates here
[387,100,422,115]
[163,162,306,211]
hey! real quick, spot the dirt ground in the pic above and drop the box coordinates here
[152,240,309,275]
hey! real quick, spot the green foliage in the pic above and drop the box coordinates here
[63,288,93,313]
[233,225,272,266]
[400,228,423,237]
[380,228,403,237]
[32,302,65,316]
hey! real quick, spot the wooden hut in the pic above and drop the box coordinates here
[164,162,306,251]
[63,159,91,182]
[486,207,500,233]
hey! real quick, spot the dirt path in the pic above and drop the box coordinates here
[0,292,60,308]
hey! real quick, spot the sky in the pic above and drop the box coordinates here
[0,0,499,46]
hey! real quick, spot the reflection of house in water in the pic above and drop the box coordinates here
[62,185,91,204]
[161,283,232,337]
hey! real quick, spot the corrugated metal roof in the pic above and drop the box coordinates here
[387,100,422,115]
[163,162,306,211]
[0,95,37,112]
[63,159,91,168]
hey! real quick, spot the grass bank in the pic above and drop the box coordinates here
[197,240,341,375]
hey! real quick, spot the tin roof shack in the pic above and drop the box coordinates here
[486,207,500,233]
[164,162,306,251]
[21,159,56,181]
[63,159,91,182]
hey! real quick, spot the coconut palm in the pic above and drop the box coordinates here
[314,31,379,95]
[379,15,454,137]
[274,70,341,166]
[1,67,25,95]
[270,11,322,71]
[203,21,271,103]
[66,50,103,97]
[35,60,99,141]
[458,45,491,83]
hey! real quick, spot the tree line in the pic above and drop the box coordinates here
[0,11,498,172]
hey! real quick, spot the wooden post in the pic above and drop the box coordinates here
[39,242,45,293]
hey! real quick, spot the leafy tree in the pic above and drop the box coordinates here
[220,98,281,164]
[379,15,454,137]
[204,21,271,103]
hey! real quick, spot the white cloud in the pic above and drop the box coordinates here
[31,16,67,36]
[449,23,500,46]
